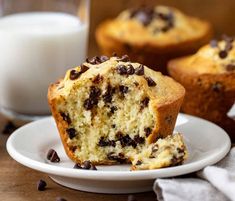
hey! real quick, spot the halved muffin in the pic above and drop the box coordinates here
[48,55,187,169]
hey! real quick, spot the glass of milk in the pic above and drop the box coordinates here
[0,0,90,121]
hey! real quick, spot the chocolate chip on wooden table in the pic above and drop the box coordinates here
[2,121,17,134]
[117,64,128,75]
[56,197,67,201]
[47,149,60,162]
[145,76,156,86]
[66,128,77,139]
[37,179,47,191]
[127,194,138,201]
[135,64,144,75]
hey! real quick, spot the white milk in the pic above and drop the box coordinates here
[0,12,88,115]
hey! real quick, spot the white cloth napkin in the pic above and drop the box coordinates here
[153,147,235,201]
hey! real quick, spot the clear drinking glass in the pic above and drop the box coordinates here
[0,0,90,121]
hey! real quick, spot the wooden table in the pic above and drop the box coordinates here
[0,115,156,201]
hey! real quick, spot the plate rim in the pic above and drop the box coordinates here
[6,113,231,181]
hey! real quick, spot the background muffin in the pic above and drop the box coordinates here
[168,36,235,140]
[96,5,212,74]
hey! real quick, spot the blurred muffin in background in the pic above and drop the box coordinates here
[168,35,235,140]
[96,5,212,74]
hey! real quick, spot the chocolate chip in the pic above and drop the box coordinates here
[103,85,115,103]
[86,56,99,64]
[37,179,47,191]
[83,160,92,169]
[73,163,82,169]
[84,98,93,110]
[90,164,98,170]
[69,69,81,80]
[116,54,130,62]
[90,86,101,99]
[134,135,145,144]
[92,74,103,84]
[135,64,144,75]
[56,197,67,201]
[210,39,218,48]
[2,121,17,134]
[47,149,60,162]
[145,76,156,86]
[119,85,129,94]
[136,160,142,165]
[66,128,77,139]
[130,7,154,26]
[99,55,109,63]
[60,112,71,124]
[80,64,89,73]
[144,127,152,137]
[127,194,137,201]
[177,148,185,154]
[126,64,135,75]
[212,82,223,92]
[111,124,116,128]
[218,50,228,59]
[86,56,109,65]
[107,152,126,163]
[110,106,118,114]
[109,140,116,147]
[226,64,235,71]
[98,137,109,147]
[117,64,128,75]
[140,97,149,109]
[119,134,136,148]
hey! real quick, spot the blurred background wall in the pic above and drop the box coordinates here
[89,0,235,56]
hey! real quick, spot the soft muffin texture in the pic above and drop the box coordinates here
[96,5,212,74]
[48,55,187,169]
[168,36,235,140]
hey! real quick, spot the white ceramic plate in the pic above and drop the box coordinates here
[7,113,231,194]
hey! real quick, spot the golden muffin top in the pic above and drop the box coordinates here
[169,35,235,75]
[97,5,211,47]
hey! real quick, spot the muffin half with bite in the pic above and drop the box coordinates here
[48,55,187,170]
[96,5,212,74]
[168,35,235,140]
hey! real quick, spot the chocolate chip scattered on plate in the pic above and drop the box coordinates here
[47,149,60,162]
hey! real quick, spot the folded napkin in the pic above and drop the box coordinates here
[154,147,235,201]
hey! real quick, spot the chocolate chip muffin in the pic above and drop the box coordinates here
[96,5,212,74]
[48,55,187,170]
[168,35,235,140]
